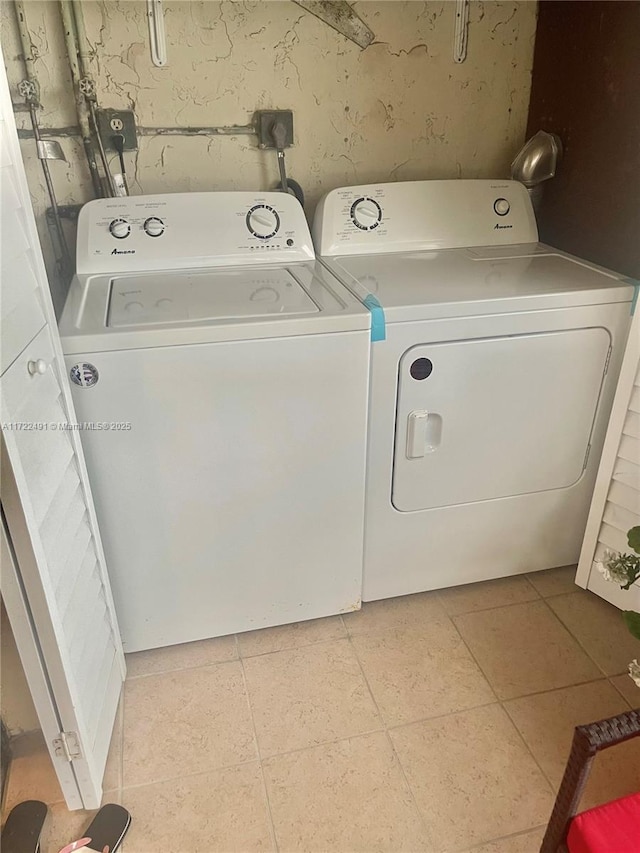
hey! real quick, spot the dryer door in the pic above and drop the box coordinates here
[392,327,611,512]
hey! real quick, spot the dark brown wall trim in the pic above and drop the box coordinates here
[527,1,640,279]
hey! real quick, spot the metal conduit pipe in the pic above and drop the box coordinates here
[13,0,72,273]
[59,0,103,196]
[69,0,117,196]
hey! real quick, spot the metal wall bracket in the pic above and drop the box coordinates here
[292,1,374,49]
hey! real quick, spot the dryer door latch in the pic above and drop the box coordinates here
[406,410,443,458]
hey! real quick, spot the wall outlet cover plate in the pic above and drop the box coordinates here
[95,109,138,151]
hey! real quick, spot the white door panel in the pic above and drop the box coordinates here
[392,328,611,511]
[1,52,124,810]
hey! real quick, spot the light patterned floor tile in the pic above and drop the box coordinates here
[121,763,273,853]
[103,696,123,792]
[343,590,447,637]
[454,601,601,699]
[125,634,237,678]
[2,731,65,810]
[437,576,539,616]
[610,673,640,707]
[243,639,381,757]
[237,615,346,658]
[504,680,640,809]
[352,622,495,726]
[390,704,554,851]
[263,732,433,852]
[526,566,578,597]
[123,660,256,787]
[548,590,640,676]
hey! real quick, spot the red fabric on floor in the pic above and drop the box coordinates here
[567,792,640,852]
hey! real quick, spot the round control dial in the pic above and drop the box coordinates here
[493,198,510,216]
[350,197,382,231]
[144,216,165,237]
[109,218,131,239]
[246,204,280,239]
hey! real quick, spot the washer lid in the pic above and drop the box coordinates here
[108,268,319,327]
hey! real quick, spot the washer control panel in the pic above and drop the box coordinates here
[77,191,314,274]
[312,179,538,256]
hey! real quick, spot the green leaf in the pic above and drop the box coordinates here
[628,526,640,555]
[623,610,640,641]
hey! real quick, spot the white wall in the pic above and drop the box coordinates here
[1,0,537,292]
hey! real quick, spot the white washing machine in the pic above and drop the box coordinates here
[60,192,370,651]
[313,179,635,601]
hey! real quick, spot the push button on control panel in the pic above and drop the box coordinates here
[493,198,510,216]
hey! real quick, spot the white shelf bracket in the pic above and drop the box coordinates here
[453,0,470,64]
[147,0,167,68]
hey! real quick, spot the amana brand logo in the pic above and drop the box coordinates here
[111,248,136,255]
[494,223,513,230]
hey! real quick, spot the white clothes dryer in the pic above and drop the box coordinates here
[313,179,635,601]
[60,192,370,651]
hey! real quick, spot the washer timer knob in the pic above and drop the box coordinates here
[144,216,165,237]
[109,218,131,239]
[494,198,510,216]
[351,197,382,231]
[246,204,280,239]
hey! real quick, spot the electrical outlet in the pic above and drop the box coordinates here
[95,109,138,151]
[255,110,294,149]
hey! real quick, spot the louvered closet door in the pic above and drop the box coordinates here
[577,310,640,612]
[1,51,125,810]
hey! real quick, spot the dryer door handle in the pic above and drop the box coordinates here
[406,410,443,458]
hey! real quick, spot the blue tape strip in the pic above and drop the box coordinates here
[363,294,386,341]
[630,280,639,315]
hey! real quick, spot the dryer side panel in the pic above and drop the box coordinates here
[392,328,611,512]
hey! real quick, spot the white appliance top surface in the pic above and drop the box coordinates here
[60,260,369,353]
[108,268,319,328]
[61,191,370,352]
[324,244,634,322]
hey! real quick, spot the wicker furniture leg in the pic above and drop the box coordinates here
[540,708,640,852]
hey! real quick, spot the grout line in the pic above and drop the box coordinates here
[345,628,437,849]
[445,602,557,800]
[238,655,279,853]
[236,625,349,661]
[118,755,262,794]
[462,823,548,852]
[538,595,610,678]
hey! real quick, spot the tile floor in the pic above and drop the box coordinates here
[3,567,640,853]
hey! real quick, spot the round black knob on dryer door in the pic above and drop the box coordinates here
[410,358,433,380]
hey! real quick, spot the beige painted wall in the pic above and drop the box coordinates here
[2,0,537,299]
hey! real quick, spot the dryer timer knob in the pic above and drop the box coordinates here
[109,218,131,239]
[351,197,382,231]
[494,198,510,216]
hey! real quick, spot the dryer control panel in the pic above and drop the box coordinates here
[76,192,315,274]
[312,179,539,256]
